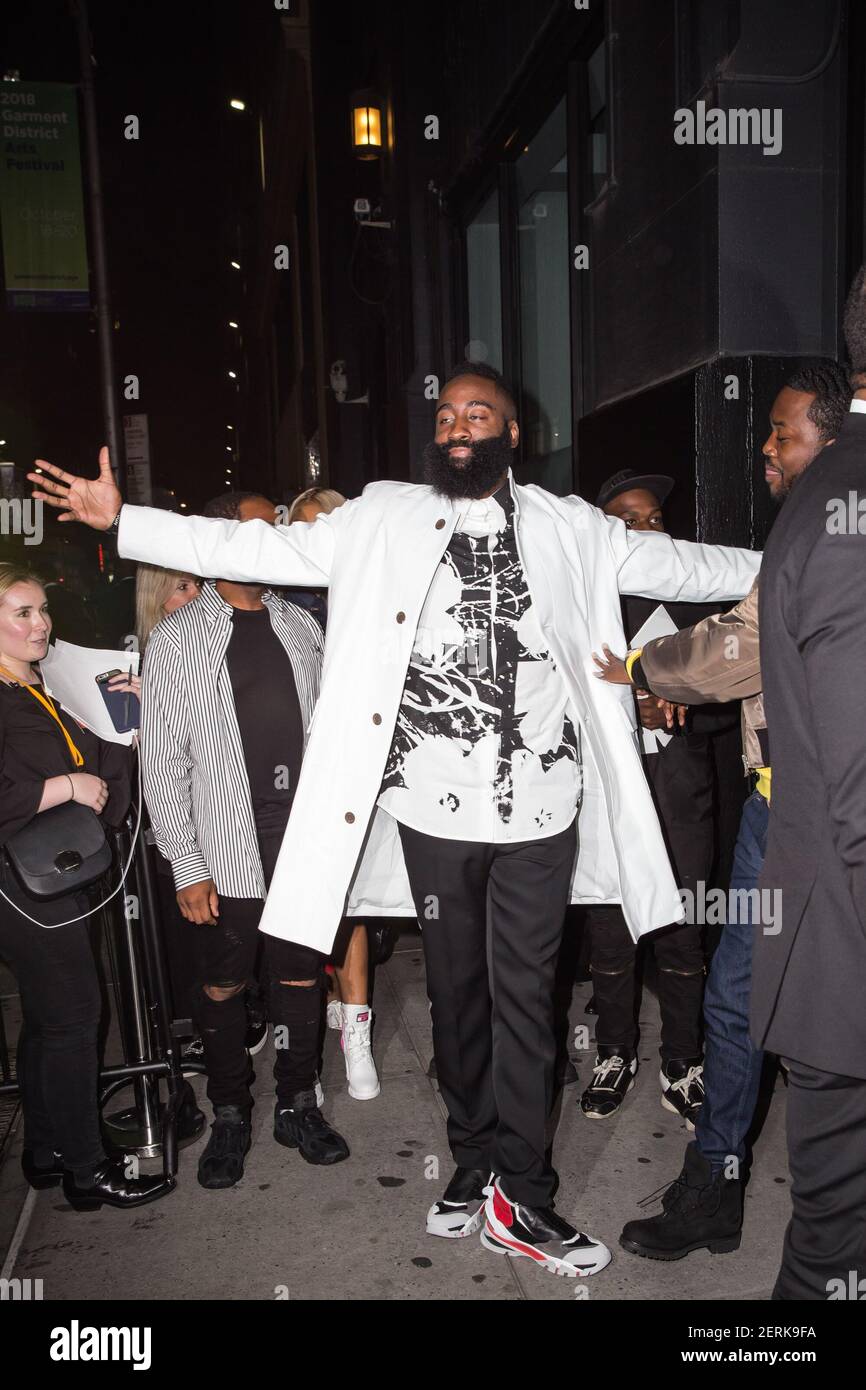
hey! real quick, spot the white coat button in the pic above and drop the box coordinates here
[345,812,355,824]
[435,518,446,529]
[372,713,382,725]
[396,611,406,623]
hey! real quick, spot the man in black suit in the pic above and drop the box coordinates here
[754,268,866,1299]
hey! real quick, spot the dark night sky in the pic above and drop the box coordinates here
[1,0,254,512]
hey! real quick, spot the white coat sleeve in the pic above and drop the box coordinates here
[117,499,355,587]
[606,515,761,603]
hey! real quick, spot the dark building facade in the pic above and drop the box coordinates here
[236,0,864,545]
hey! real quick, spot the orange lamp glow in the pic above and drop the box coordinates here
[352,103,382,159]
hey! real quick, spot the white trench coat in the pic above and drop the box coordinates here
[119,475,760,953]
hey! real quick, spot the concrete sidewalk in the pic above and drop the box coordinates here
[1,932,790,1301]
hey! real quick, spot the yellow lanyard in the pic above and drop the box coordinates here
[0,665,85,768]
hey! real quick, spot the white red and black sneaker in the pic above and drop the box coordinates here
[481,1177,611,1277]
[660,1057,705,1131]
[579,1053,637,1119]
[426,1165,490,1238]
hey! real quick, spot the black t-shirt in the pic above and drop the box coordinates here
[224,608,304,822]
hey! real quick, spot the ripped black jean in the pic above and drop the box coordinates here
[192,819,327,1110]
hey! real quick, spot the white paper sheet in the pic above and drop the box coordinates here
[628,604,678,754]
[40,640,140,746]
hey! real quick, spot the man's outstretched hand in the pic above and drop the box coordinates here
[28,446,122,531]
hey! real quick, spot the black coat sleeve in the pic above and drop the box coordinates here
[0,718,45,846]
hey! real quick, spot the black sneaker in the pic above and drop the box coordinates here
[660,1057,704,1130]
[426,1165,489,1238]
[580,1053,637,1119]
[481,1177,611,1277]
[274,1090,349,1165]
[620,1143,743,1260]
[197,1104,252,1189]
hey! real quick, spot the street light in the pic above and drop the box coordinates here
[230,260,241,270]
[230,99,246,111]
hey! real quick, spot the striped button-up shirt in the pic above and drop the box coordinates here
[140,581,323,896]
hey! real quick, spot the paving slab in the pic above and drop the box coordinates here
[2,935,790,1302]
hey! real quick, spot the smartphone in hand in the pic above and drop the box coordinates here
[95,669,141,733]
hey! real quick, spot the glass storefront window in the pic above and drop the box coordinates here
[515,98,572,494]
[587,40,608,204]
[464,188,502,370]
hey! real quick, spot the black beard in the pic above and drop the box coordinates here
[422,426,514,499]
[775,469,804,503]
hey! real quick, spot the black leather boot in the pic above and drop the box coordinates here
[619,1143,742,1260]
[274,1090,349,1165]
[62,1158,175,1211]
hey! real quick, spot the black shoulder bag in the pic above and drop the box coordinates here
[0,670,111,902]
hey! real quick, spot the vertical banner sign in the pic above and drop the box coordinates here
[123,414,153,506]
[0,81,90,310]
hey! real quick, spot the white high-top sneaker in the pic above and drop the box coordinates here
[340,1003,380,1100]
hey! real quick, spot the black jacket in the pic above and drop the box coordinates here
[753,410,866,1078]
[0,680,131,846]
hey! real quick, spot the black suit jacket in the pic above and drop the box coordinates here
[753,411,866,1078]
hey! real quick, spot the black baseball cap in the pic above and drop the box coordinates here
[595,468,675,511]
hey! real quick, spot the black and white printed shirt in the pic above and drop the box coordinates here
[378,476,581,842]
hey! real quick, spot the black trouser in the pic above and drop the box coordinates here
[774,1058,866,1301]
[644,734,715,899]
[588,906,704,1061]
[194,817,327,1111]
[588,737,711,1062]
[398,819,576,1208]
[155,851,198,1030]
[0,859,107,1180]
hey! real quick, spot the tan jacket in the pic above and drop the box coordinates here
[637,576,766,772]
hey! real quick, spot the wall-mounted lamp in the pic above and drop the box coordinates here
[352,93,382,160]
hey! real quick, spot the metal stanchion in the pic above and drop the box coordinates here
[0,804,205,1189]
[101,815,205,1169]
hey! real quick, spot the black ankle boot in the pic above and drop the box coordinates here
[619,1143,742,1260]
[198,1104,252,1190]
[62,1158,175,1211]
[274,1090,349,1165]
[22,1149,64,1190]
